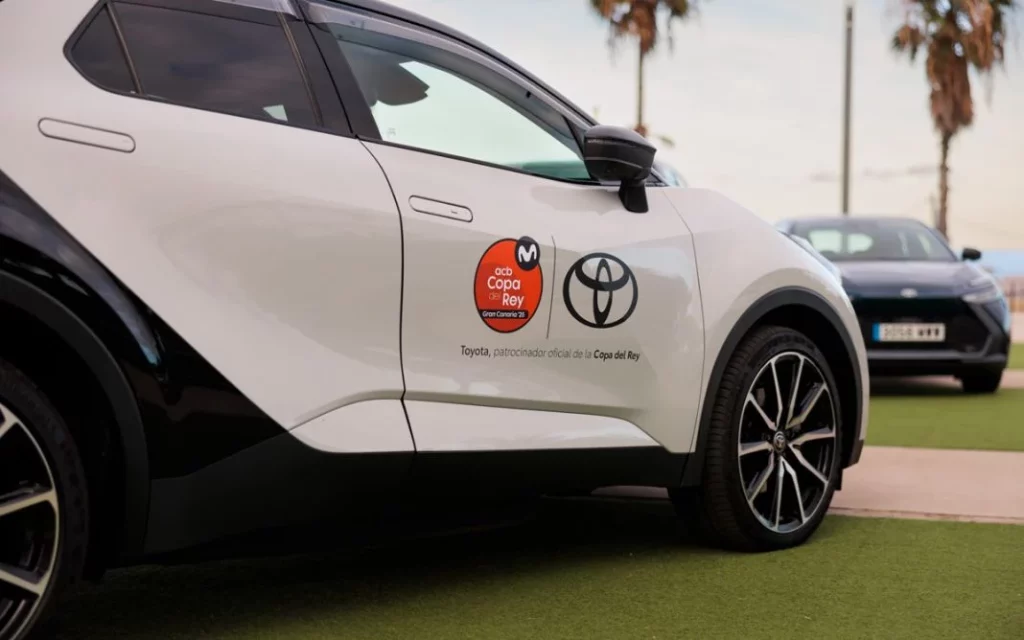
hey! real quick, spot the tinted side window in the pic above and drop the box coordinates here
[306,2,588,181]
[342,40,587,180]
[113,2,317,127]
[70,6,135,94]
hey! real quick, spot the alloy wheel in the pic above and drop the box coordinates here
[0,402,60,639]
[737,352,837,534]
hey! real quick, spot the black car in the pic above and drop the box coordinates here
[777,216,1012,393]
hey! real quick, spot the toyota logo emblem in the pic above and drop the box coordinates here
[562,253,638,329]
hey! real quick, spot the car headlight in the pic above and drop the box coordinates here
[962,274,1004,304]
[962,287,1002,304]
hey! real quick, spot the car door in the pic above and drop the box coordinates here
[304,1,705,466]
[10,0,414,455]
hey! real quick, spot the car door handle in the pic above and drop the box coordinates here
[408,196,473,223]
[37,118,136,153]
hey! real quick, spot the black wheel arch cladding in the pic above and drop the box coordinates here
[680,287,864,486]
[0,168,291,564]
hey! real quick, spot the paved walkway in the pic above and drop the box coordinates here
[593,446,1024,525]
[830,446,1024,524]
[1001,369,1024,388]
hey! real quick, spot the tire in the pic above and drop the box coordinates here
[960,370,1002,394]
[0,358,88,640]
[670,325,843,552]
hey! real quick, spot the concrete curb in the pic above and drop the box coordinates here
[829,506,1024,526]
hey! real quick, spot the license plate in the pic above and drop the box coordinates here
[872,323,945,343]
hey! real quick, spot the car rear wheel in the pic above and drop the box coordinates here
[0,359,88,640]
[960,370,1002,394]
[670,325,842,552]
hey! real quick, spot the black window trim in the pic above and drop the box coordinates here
[106,2,144,93]
[63,0,353,138]
[287,19,354,134]
[276,10,324,128]
[64,1,141,95]
[305,19,381,140]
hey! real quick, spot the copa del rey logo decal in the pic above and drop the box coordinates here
[474,236,542,333]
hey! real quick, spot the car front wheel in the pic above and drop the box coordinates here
[671,325,843,552]
[0,359,88,640]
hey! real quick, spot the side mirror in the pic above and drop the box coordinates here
[582,125,656,213]
[961,247,982,261]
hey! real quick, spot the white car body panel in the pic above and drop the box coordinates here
[0,0,866,460]
[366,143,705,453]
[662,188,869,447]
[0,0,408,434]
[289,399,414,453]
[405,401,658,452]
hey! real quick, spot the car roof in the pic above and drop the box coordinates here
[336,0,596,125]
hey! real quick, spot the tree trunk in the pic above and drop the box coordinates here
[937,132,951,239]
[635,43,646,137]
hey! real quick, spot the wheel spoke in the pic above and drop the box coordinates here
[739,440,773,457]
[770,359,784,427]
[788,383,828,430]
[773,456,785,528]
[0,486,57,521]
[789,446,830,486]
[786,355,805,426]
[0,562,45,596]
[746,393,776,431]
[738,350,837,534]
[745,452,775,502]
[0,404,18,444]
[791,426,835,446]
[782,458,806,524]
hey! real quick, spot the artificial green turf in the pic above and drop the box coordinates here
[53,501,1024,640]
[1010,343,1024,370]
[867,387,1024,452]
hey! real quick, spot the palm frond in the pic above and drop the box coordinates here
[589,0,704,56]
[893,24,925,60]
[891,0,1018,135]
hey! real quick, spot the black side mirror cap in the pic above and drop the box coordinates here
[582,125,656,213]
[961,247,982,261]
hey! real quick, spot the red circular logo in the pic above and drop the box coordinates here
[473,237,543,333]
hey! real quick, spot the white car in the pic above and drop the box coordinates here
[0,0,868,637]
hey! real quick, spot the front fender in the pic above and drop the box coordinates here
[662,189,868,477]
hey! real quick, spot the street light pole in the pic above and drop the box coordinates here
[841,1,854,215]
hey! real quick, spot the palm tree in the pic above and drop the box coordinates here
[590,1,700,137]
[892,0,1017,239]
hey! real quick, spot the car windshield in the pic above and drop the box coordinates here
[654,160,688,187]
[788,219,957,262]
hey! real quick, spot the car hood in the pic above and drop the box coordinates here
[836,261,983,297]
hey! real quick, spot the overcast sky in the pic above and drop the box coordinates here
[388,0,1024,250]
